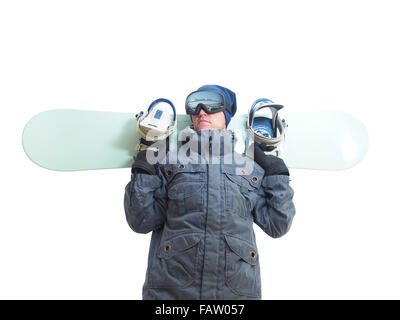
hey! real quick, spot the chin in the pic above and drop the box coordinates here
[196,123,212,130]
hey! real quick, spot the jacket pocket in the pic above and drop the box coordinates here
[224,234,261,298]
[165,163,206,215]
[167,181,205,215]
[148,233,202,288]
[223,167,261,219]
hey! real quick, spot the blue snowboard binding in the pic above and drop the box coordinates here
[247,98,287,155]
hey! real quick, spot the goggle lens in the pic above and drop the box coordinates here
[185,91,225,114]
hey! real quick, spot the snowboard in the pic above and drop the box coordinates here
[22,109,369,171]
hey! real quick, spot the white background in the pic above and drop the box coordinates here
[1,0,399,299]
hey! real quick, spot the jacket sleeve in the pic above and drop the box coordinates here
[124,166,168,234]
[252,174,296,238]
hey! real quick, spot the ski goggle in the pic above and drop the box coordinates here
[185,90,226,115]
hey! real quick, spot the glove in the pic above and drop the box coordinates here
[131,137,169,175]
[131,150,157,175]
[252,143,289,176]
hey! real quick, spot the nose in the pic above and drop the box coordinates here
[198,108,207,116]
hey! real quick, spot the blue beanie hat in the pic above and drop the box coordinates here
[197,84,237,127]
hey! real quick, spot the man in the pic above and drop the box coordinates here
[124,85,295,300]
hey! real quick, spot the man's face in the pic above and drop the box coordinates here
[191,109,226,131]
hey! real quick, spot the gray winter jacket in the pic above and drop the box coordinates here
[124,129,295,300]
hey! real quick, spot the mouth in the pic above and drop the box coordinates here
[199,119,210,123]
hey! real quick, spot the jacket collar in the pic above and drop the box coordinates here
[180,126,237,157]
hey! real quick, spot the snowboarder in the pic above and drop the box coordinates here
[124,85,295,299]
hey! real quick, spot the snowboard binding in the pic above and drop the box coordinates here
[135,98,177,152]
[247,98,287,156]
